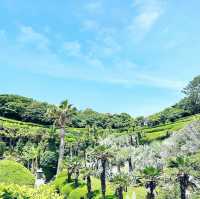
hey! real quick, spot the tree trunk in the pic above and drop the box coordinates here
[146,181,156,199]
[57,128,65,176]
[31,159,36,174]
[67,171,72,183]
[70,146,73,159]
[117,164,121,172]
[128,158,133,172]
[74,170,79,188]
[87,175,92,199]
[129,136,134,146]
[117,186,123,199]
[101,159,106,199]
[179,173,189,199]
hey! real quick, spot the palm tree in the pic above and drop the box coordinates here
[47,100,76,175]
[112,172,130,199]
[90,145,113,199]
[142,166,161,199]
[66,156,82,185]
[169,156,200,199]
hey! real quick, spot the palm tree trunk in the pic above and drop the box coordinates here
[129,135,134,146]
[118,186,123,199]
[74,170,79,188]
[179,173,189,199]
[87,175,92,199]
[101,159,106,199]
[117,164,121,172]
[128,158,133,172]
[57,127,65,176]
[67,170,72,183]
[146,181,156,199]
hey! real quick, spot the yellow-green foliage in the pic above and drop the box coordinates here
[0,183,64,199]
[0,160,35,186]
[0,117,50,139]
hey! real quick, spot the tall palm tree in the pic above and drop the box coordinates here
[90,145,113,199]
[47,100,76,175]
[112,172,130,199]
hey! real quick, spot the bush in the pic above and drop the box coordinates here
[0,183,64,199]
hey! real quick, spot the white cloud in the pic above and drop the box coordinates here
[128,0,164,41]
[18,25,49,50]
[0,25,185,91]
[134,11,161,31]
[63,41,81,57]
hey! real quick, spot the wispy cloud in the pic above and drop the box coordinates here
[17,25,49,51]
[0,25,185,91]
[128,0,165,41]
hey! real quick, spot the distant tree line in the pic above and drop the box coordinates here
[0,75,200,129]
[0,94,135,130]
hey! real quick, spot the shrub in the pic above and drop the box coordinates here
[0,183,64,199]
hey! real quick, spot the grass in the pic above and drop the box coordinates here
[141,114,200,142]
[0,160,35,186]
[54,172,146,199]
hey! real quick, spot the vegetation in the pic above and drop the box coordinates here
[0,160,35,186]
[0,75,200,198]
[47,100,76,175]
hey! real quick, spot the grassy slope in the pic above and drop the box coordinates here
[0,160,35,186]
[141,114,200,142]
[1,114,200,142]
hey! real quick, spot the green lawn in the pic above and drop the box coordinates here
[0,160,35,186]
[54,172,147,199]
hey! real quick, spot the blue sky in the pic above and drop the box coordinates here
[0,0,200,116]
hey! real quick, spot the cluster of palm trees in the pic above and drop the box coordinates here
[49,100,200,199]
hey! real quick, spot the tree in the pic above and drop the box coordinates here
[66,156,82,186]
[182,75,200,114]
[112,172,130,199]
[141,166,161,199]
[90,145,113,199]
[169,156,200,199]
[22,144,40,173]
[47,100,76,175]
[73,157,83,188]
